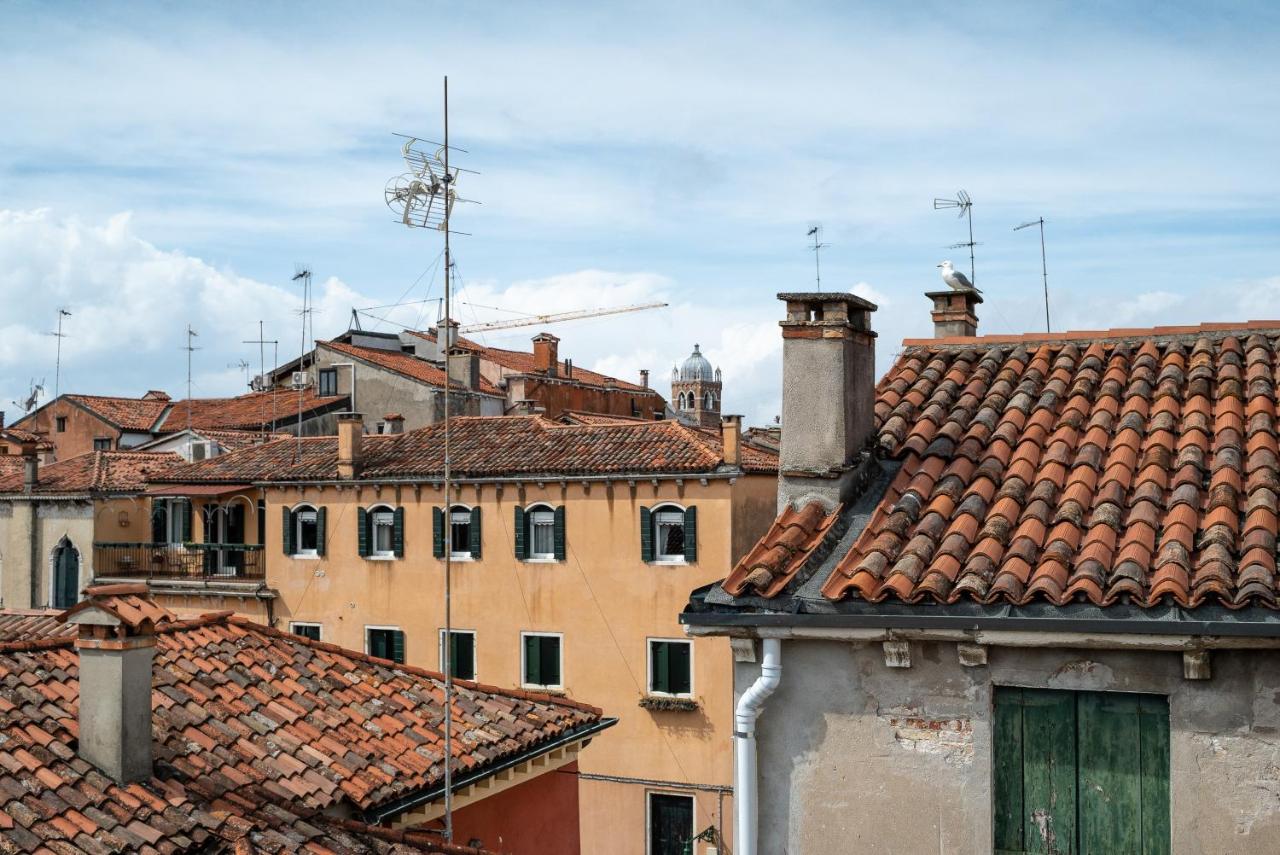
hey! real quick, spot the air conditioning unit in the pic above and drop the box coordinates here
[291,371,310,390]
[190,441,211,461]
[250,375,268,392]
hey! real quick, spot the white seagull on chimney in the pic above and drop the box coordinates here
[938,260,981,294]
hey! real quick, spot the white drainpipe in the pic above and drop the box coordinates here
[734,637,781,855]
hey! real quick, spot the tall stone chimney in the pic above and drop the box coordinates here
[532,333,559,377]
[447,347,480,391]
[777,292,878,511]
[337,412,363,479]
[63,584,170,783]
[926,289,981,338]
[721,414,742,467]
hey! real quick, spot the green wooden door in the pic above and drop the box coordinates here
[994,688,1169,855]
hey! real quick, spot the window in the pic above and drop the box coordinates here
[439,630,476,681]
[451,508,472,558]
[648,640,692,697]
[521,633,562,689]
[516,504,564,561]
[296,509,318,553]
[434,505,480,559]
[642,505,697,563]
[55,417,67,433]
[993,688,1169,853]
[359,505,403,558]
[366,627,406,664]
[257,500,266,546]
[647,792,694,855]
[290,622,321,641]
[282,504,326,557]
[93,438,111,451]
[317,368,338,397]
[151,499,191,544]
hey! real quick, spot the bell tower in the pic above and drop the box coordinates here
[671,344,722,428]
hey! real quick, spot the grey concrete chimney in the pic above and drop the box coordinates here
[63,584,167,784]
[21,440,38,492]
[384,413,405,435]
[447,347,480,392]
[777,292,878,511]
[640,369,650,389]
[926,289,982,338]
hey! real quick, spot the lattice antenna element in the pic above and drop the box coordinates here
[13,379,44,414]
[934,190,977,286]
[183,326,201,432]
[385,135,477,232]
[807,225,829,292]
[1015,217,1051,333]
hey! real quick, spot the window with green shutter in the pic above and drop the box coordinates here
[367,627,406,664]
[522,633,562,688]
[357,507,370,557]
[649,640,692,696]
[314,507,327,556]
[393,506,405,557]
[432,507,445,558]
[640,506,654,562]
[648,504,690,562]
[993,687,1169,855]
[514,506,528,559]
[553,505,566,560]
[281,507,295,555]
[440,630,475,681]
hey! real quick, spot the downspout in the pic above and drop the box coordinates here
[734,637,780,855]
[330,362,357,412]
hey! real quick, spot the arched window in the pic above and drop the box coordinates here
[284,503,324,557]
[642,504,697,563]
[51,538,80,609]
[522,503,562,560]
[703,391,715,409]
[360,504,403,558]
[433,505,481,559]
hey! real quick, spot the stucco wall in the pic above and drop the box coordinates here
[739,638,1280,855]
[0,498,99,608]
[13,399,121,461]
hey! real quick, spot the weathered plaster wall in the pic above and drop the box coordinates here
[13,399,121,461]
[740,638,1280,855]
[0,499,96,608]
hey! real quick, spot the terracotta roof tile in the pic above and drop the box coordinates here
[0,451,182,495]
[322,342,502,397]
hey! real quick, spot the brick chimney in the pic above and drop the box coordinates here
[640,369,650,389]
[532,333,559,377]
[337,412,363,479]
[447,347,480,391]
[63,584,172,783]
[721,414,742,467]
[926,289,981,338]
[384,413,405,435]
[777,292,878,511]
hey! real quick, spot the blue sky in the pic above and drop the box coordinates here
[2,1,1279,425]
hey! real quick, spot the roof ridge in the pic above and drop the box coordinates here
[903,319,1280,349]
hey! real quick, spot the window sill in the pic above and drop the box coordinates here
[639,696,699,712]
[650,558,689,566]
[292,553,320,560]
[523,557,560,564]
[521,684,566,695]
[367,554,398,561]
[447,555,475,562]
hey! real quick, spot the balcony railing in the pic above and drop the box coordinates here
[93,542,265,581]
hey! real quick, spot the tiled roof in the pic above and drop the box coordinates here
[0,591,604,853]
[63,394,172,431]
[0,427,52,450]
[726,324,1280,611]
[323,342,503,396]
[158,389,349,432]
[154,416,779,484]
[0,609,74,642]
[556,411,653,426]
[0,451,182,495]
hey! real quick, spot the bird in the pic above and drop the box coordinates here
[938,260,981,294]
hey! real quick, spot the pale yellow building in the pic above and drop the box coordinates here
[120,413,777,854]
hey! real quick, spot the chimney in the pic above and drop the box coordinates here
[532,333,559,377]
[63,584,169,783]
[640,369,650,389]
[564,358,573,378]
[448,347,480,391]
[384,413,405,435]
[337,412,363,479]
[721,414,742,467]
[777,291,878,511]
[21,439,38,492]
[926,289,982,338]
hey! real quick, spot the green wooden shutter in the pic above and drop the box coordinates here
[640,506,653,562]
[181,501,193,542]
[1021,689,1077,854]
[683,506,697,562]
[315,507,327,556]
[670,642,691,694]
[357,507,370,557]
[390,630,405,664]
[514,506,527,560]
[282,507,294,555]
[543,636,561,686]
[652,641,669,693]
[993,688,1026,853]
[469,507,482,558]
[524,635,540,684]
[450,633,475,681]
[553,505,566,561]
[432,507,445,558]
[1137,695,1171,854]
[393,507,405,557]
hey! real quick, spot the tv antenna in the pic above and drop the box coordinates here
[806,225,828,291]
[48,309,71,399]
[386,75,473,843]
[183,326,200,431]
[13,379,44,414]
[244,322,280,433]
[934,190,977,286]
[292,266,314,458]
[1015,217,1051,333]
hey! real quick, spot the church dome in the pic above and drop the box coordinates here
[679,344,715,381]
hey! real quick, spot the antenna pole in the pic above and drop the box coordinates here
[966,206,976,287]
[1038,218,1050,333]
[184,325,199,432]
[52,309,71,399]
[441,73,455,844]
[807,226,827,292]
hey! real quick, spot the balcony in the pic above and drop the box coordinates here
[92,542,265,582]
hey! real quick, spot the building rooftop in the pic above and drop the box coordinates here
[0,587,608,853]
[323,340,503,396]
[0,450,183,495]
[718,323,1280,613]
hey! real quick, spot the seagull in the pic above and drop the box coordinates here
[938,260,981,294]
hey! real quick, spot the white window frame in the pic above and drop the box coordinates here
[652,504,687,564]
[645,790,696,855]
[438,629,477,681]
[290,621,322,641]
[526,503,557,561]
[293,503,319,558]
[154,498,188,545]
[369,504,396,560]
[646,637,695,698]
[365,624,404,661]
[520,630,564,691]
[449,504,473,560]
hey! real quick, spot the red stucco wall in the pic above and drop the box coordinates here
[448,762,582,855]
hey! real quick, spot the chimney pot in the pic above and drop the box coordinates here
[384,413,405,435]
[21,440,38,491]
[926,289,982,338]
[532,333,560,377]
[337,412,363,479]
[721,415,742,467]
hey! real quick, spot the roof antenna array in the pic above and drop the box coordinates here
[934,190,978,287]
[806,224,828,291]
[1015,217,1051,333]
[385,76,473,845]
[12,379,44,415]
[49,308,71,399]
[291,266,313,461]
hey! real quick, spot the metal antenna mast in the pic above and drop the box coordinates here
[50,309,71,399]
[243,322,280,435]
[184,326,200,432]
[292,267,313,459]
[934,190,977,286]
[385,75,475,844]
[1015,217,1051,333]
[806,225,828,291]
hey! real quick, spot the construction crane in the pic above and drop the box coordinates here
[457,301,667,333]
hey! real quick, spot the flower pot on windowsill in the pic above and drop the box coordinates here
[639,696,699,712]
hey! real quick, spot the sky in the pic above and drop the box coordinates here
[2,1,1279,426]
